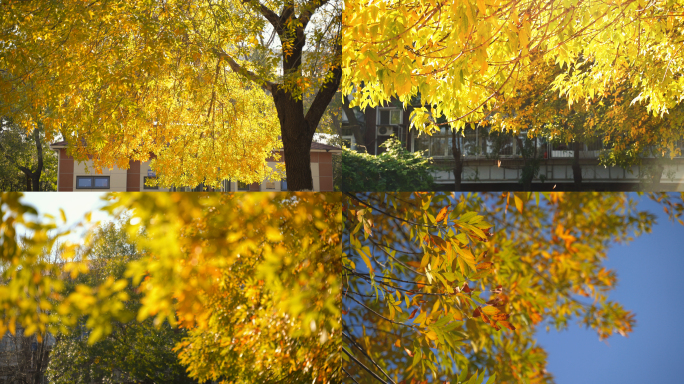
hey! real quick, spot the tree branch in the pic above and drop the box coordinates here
[341,346,390,384]
[243,0,282,33]
[303,43,342,137]
[346,295,416,329]
[213,49,277,92]
[299,0,330,30]
[343,331,397,384]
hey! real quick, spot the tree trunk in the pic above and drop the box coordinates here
[275,92,315,190]
[32,337,46,384]
[650,163,664,191]
[516,137,533,191]
[31,127,44,191]
[342,96,366,152]
[571,141,582,190]
[451,128,463,191]
[269,18,341,191]
[1,125,44,191]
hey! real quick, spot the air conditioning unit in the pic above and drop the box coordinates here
[377,125,398,137]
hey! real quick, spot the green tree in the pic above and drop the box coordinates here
[335,137,435,192]
[0,118,57,191]
[46,220,197,384]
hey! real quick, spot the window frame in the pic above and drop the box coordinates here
[143,176,159,190]
[377,108,403,125]
[75,176,110,189]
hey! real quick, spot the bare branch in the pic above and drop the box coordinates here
[341,347,390,384]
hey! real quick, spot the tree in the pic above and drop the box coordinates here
[489,60,590,190]
[4,192,684,383]
[0,118,57,191]
[0,192,344,383]
[490,58,684,191]
[335,137,435,192]
[342,192,683,383]
[0,327,52,384]
[46,220,198,384]
[1,0,341,191]
[342,0,684,150]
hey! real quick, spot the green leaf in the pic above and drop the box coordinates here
[458,366,469,383]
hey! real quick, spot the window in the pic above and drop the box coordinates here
[76,176,110,189]
[413,127,452,158]
[237,181,250,191]
[378,109,402,125]
[280,179,287,191]
[222,180,232,192]
[143,176,159,190]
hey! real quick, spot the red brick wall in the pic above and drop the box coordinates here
[318,152,334,191]
[127,160,141,191]
[55,148,337,192]
[57,149,74,191]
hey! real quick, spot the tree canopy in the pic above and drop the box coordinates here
[46,220,198,384]
[0,192,344,383]
[1,0,341,190]
[2,191,684,383]
[342,192,683,383]
[342,0,684,139]
[489,58,684,179]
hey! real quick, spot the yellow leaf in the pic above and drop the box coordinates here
[435,206,449,222]
[514,194,523,213]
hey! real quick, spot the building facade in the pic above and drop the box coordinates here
[341,103,684,191]
[50,141,341,192]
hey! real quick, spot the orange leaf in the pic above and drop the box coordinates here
[499,320,516,331]
[408,308,418,320]
[476,262,492,270]
[435,206,449,222]
[481,306,501,316]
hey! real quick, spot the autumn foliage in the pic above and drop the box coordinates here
[2,192,683,383]
[343,192,660,383]
[343,0,684,139]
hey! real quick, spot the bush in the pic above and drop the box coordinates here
[334,136,435,191]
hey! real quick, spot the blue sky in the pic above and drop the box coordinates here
[535,197,684,384]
